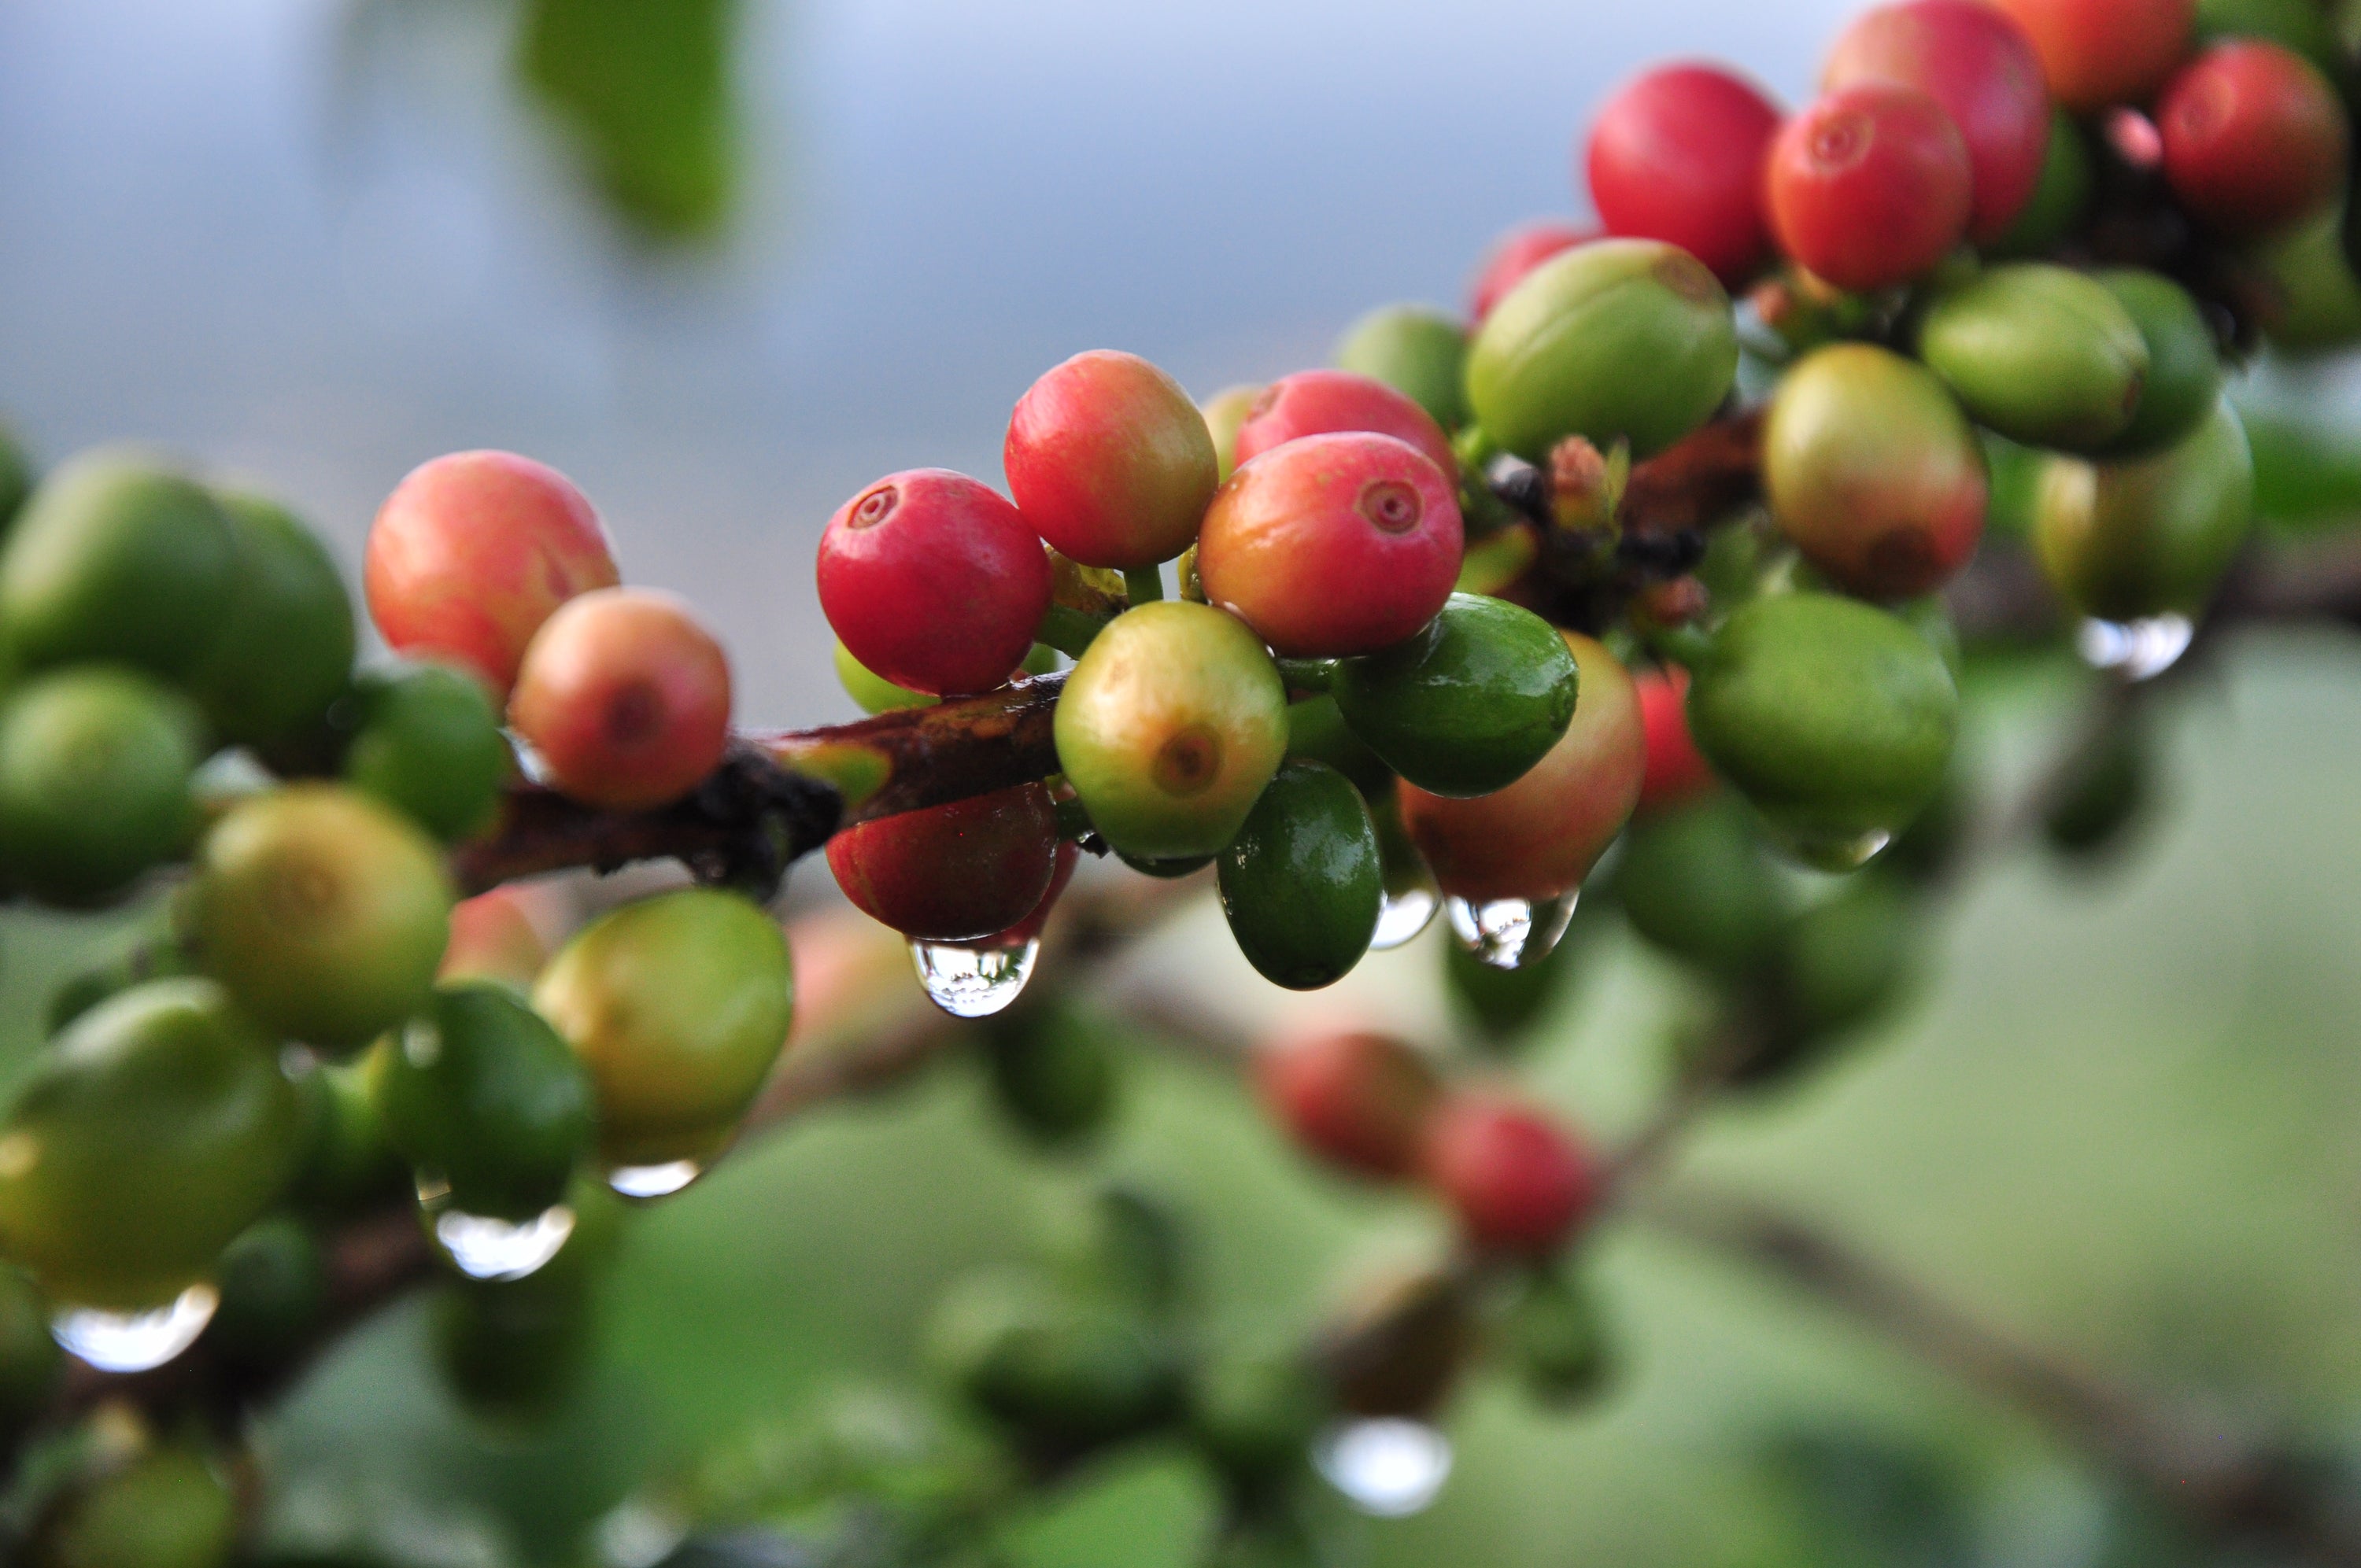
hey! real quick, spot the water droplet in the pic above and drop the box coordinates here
[434,1204,576,1281]
[504,729,554,785]
[1444,891,1577,971]
[2076,614,2192,682]
[910,937,1040,1019]
[594,1501,687,1568]
[52,1284,219,1373]
[1370,887,1438,951]
[1774,826,1894,873]
[1313,1418,1453,1518]
[608,1159,705,1200]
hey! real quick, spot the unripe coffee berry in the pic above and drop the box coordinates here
[1917,264,2150,451]
[1764,83,1972,293]
[1231,369,1458,484]
[1993,0,2195,113]
[1468,220,1594,323]
[2158,40,2348,239]
[1334,306,1471,432]
[508,587,732,812]
[1005,349,1219,570]
[189,490,358,749]
[1585,63,1783,286]
[827,783,1062,942]
[1422,1094,1598,1256]
[1257,1029,1443,1180]
[2032,398,2254,621]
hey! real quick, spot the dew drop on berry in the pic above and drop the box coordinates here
[2075,613,2192,682]
[1444,891,1579,971]
[608,1159,707,1201]
[51,1284,220,1373]
[1314,1417,1454,1517]
[910,935,1040,1019]
[432,1203,577,1282]
[1370,884,1439,951]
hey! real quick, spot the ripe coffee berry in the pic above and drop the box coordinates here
[1585,63,1783,286]
[1468,220,1594,323]
[1257,1029,1443,1180]
[1196,433,1461,658]
[1230,369,1458,484]
[1823,0,2051,245]
[364,450,620,700]
[1993,0,2194,113]
[508,587,732,812]
[2158,41,2348,238]
[817,468,1052,699]
[826,783,1062,942]
[1005,349,1219,570]
[1422,1094,1598,1256]
[1764,83,1972,293]
[1635,666,1716,813]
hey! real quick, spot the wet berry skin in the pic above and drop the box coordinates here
[364,450,620,701]
[1423,1094,1598,1256]
[1585,63,1783,286]
[1764,83,1973,293]
[2158,41,2348,239]
[1197,433,1462,659]
[508,587,732,812]
[1231,369,1458,485]
[826,783,1062,942]
[1004,349,1219,570]
[1635,666,1717,813]
[817,468,1053,699]
[1468,220,1595,323]
[1993,0,2194,113]
[1258,1029,1443,1180]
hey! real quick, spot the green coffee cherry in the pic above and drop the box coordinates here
[432,1175,622,1426]
[1687,594,1959,871]
[0,669,200,905]
[0,978,301,1310]
[1503,1264,1613,1408]
[1201,386,1263,485]
[0,1264,62,1427]
[1336,303,1469,430]
[1217,761,1382,991]
[0,449,238,679]
[1188,1351,1329,1481]
[341,665,510,843]
[208,1214,326,1367]
[1467,239,1738,459]
[985,1006,1119,1146]
[1989,109,2093,260]
[1284,693,1392,799]
[1038,1182,1188,1318]
[371,982,594,1220]
[534,887,793,1169]
[1613,795,1790,980]
[185,784,454,1053]
[2094,271,2222,456]
[2044,714,2154,861]
[1980,430,2045,540]
[48,933,194,1039]
[33,1445,238,1568]
[1763,876,1918,1072]
[1055,602,1289,861]
[185,492,356,748]
[2261,211,2361,352]
[834,639,937,714]
[2032,399,2255,622]
[1332,593,1578,798]
[286,1056,406,1217]
[1916,264,2149,451]
[926,1270,1177,1449]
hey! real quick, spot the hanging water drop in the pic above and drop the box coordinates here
[1370,885,1438,950]
[1313,1417,1454,1518]
[2075,613,2192,682]
[1772,825,1894,873]
[608,1159,705,1201]
[434,1204,576,1282]
[910,937,1040,1019]
[1445,891,1577,971]
[52,1283,219,1373]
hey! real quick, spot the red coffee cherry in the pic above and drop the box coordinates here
[1993,0,2194,113]
[1585,63,1783,286]
[1257,1029,1443,1180]
[816,469,1053,698]
[364,451,620,700]
[2158,41,2348,238]
[508,588,732,811]
[1004,350,1220,569]
[1196,434,1462,659]
[1423,1093,1598,1256]
[825,784,1061,942]
[1230,370,1458,485]
[1636,667,1716,813]
[1823,0,2052,245]
[1764,83,1973,293]
[1469,220,1594,323]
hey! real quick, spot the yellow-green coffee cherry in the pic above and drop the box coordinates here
[32,1444,238,1568]
[0,669,201,906]
[1217,760,1382,991]
[834,639,937,714]
[1336,303,1469,430]
[2032,399,2255,622]
[2094,270,2222,456]
[341,665,510,843]
[1916,264,2149,451]
[1200,386,1263,485]
[185,491,357,748]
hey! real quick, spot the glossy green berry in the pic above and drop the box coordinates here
[0,669,200,905]
[1916,264,2149,451]
[534,887,793,1169]
[1336,303,1469,430]
[1613,794,1790,980]
[834,639,937,714]
[985,1006,1119,1146]
[2095,271,2222,456]
[1217,761,1382,991]
[1055,602,1289,861]
[2032,399,2255,622]
[208,1214,326,1367]
[1332,592,1577,798]
[1765,876,1918,1067]
[341,665,510,843]
[1989,108,2093,260]
[185,492,357,747]
[1188,1351,1329,1481]
[926,1270,1177,1449]
[0,978,301,1310]
[185,784,454,1053]
[1503,1264,1613,1408]
[0,449,238,679]
[1467,239,1739,460]
[371,982,594,1220]
[34,1445,238,1568]
[0,1264,62,1426]
[1687,594,1959,871]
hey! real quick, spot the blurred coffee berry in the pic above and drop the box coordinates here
[827,783,1062,941]
[1990,107,2095,256]
[1217,760,1384,991]
[1422,1094,1597,1256]
[833,639,937,714]
[1232,369,1458,483]
[927,1271,1177,1448]
[209,1215,327,1368]
[2159,40,2348,238]
[1823,0,2052,244]
[186,784,454,1051]
[1467,239,1738,460]
[0,669,199,905]
[187,491,357,748]
[1331,593,1579,798]
[439,886,549,991]
[364,450,619,700]
[1636,666,1716,812]
[1198,433,1462,658]
[985,1007,1121,1146]
[33,1444,238,1568]
[1053,602,1289,861]
[1764,83,1972,293]
[1993,0,2195,112]
[1336,306,1469,432]
[817,468,1051,697]
[2033,398,2254,620]
[2195,0,2344,76]
[1585,63,1783,285]
[1005,349,1219,569]
[2095,269,2222,454]
[509,587,731,811]
[1257,1029,1442,1180]
[1396,633,1642,903]
[1764,343,1988,599]
[1616,793,1791,979]
[1468,220,1594,322]
[1200,385,1264,484]
[0,1265,61,1425]
[1918,264,2149,451]
[343,664,511,843]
